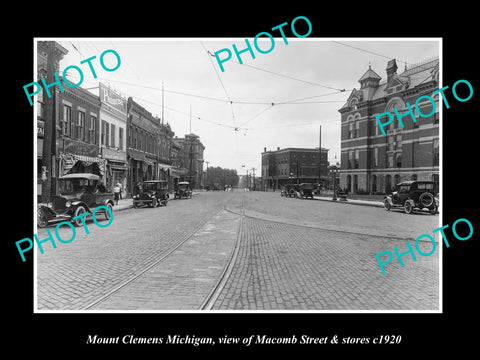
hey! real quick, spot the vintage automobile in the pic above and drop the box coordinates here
[299,183,315,199]
[384,180,439,215]
[174,181,192,199]
[281,184,301,198]
[37,173,114,228]
[133,180,169,208]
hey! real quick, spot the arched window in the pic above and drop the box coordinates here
[394,174,401,186]
[371,175,377,193]
[350,98,358,110]
[385,175,392,193]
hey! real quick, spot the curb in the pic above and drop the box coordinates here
[313,196,384,208]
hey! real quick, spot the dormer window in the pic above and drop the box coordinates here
[350,98,358,110]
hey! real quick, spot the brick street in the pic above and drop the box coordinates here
[36,191,440,311]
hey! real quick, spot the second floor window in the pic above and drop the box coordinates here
[77,111,85,141]
[119,127,123,150]
[62,105,72,137]
[101,120,109,147]
[110,124,116,148]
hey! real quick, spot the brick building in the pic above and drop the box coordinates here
[127,98,161,193]
[338,58,440,194]
[261,147,329,190]
[36,41,68,202]
[57,84,104,181]
[175,134,205,189]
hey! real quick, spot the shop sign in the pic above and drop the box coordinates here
[102,147,127,162]
[100,83,126,114]
[37,120,44,137]
[63,138,99,157]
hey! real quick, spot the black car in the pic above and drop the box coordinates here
[174,182,192,199]
[133,180,169,208]
[281,184,300,198]
[37,173,114,227]
[384,180,439,214]
[299,183,315,199]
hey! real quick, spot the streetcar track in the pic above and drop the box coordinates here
[199,193,245,310]
[84,192,242,310]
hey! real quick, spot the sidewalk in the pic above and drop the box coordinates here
[313,194,384,208]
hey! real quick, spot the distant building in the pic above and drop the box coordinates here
[338,58,439,194]
[126,98,177,194]
[175,134,205,189]
[261,147,329,190]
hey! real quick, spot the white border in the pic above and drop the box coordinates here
[33,37,442,314]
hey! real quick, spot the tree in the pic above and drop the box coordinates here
[205,166,239,188]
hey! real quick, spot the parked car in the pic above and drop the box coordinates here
[299,183,315,199]
[281,184,300,198]
[174,181,192,199]
[133,180,169,208]
[384,180,439,215]
[37,173,114,228]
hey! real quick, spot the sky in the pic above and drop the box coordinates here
[44,38,440,176]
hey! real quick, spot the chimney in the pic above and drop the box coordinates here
[386,59,398,83]
[277,147,280,151]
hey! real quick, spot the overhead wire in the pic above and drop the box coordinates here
[201,41,237,129]
[331,41,411,66]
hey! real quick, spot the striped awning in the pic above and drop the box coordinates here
[60,153,106,176]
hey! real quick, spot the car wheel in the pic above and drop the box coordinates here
[384,199,391,211]
[151,198,157,208]
[133,201,138,208]
[37,206,49,228]
[73,206,87,226]
[404,200,413,214]
[104,203,113,220]
[430,205,438,215]
[419,192,434,208]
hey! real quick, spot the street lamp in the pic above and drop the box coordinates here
[329,165,339,201]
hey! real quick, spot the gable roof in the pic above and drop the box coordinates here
[358,66,382,82]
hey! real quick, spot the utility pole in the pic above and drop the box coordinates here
[251,167,256,191]
[42,41,61,203]
[162,82,164,125]
[205,161,209,187]
[318,125,322,185]
[188,106,193,188]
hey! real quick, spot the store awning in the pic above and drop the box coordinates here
[60,153,106,176]
[158,164,172,171]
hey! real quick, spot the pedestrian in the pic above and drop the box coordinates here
[113,183,120,205]
[134,181,142,197]
[116,181,123,200]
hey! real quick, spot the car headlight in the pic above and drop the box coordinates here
[65,201,71,208]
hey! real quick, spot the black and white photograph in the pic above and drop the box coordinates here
[32,38,441,312]
[7,7,478,356]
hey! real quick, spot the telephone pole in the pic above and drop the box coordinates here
[41,41,67,202]
[251,167,256,191]
[318,125,322,184]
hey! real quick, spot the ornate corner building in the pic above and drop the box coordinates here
[338,58,440,194]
